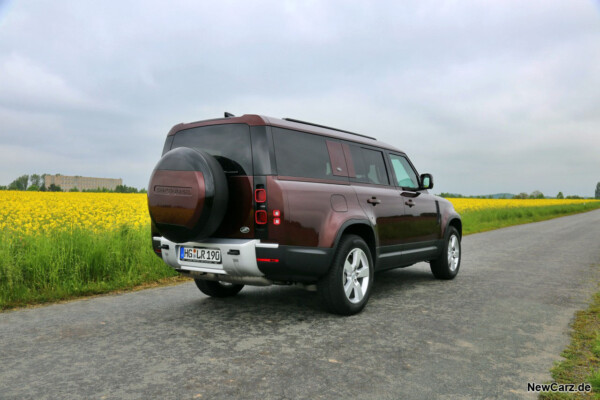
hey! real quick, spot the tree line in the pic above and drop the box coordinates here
[0,174,146,193]
[441,184,600,200]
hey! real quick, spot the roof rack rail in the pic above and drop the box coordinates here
[283,118,376,140]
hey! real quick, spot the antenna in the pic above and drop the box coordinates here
[224,112,235,118]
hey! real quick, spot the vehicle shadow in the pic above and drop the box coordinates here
[166,264,437,327]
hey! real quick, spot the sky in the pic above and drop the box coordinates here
[0,0,599,197]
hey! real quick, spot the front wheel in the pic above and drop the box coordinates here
[194,279,244,297]
[430,226,461,280]
[318,235,374,315]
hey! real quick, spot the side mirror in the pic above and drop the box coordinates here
[420,173,433,190]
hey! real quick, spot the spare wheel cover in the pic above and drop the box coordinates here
[147,147,228,243]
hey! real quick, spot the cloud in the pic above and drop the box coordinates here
[0,0,599,196]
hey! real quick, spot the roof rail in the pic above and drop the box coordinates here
[283,118,376,141]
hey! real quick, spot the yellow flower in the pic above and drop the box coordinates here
[0,191,151,235]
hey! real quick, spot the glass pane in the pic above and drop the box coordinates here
[390,154,419,189]
[171,124,252,176]
[273,128,345,180]
[350,146,389,185]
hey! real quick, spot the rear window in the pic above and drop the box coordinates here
[170,124,252,176]
[272,128,346,181]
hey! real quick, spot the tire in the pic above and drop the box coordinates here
[148,147,229,243]
[430,226,461,280]
[318,235,374,315]
[194,279,244,298]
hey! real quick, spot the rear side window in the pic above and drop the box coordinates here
[170,124,252,176]
[349,146,390,185]
[272,128,346,181]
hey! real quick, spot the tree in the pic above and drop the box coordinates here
[514,192,529,199]
[8,175,29,190]
[115,184,139,193]
[529,190,544,199]
[27,185,39,191]
[29,174,42,188]
[596,182,600,199]
[69,187,79,192]
[48,183,62,192]
[556,192,564,199]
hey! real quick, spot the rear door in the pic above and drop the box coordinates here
[345,144,407,268]
[169,124,255,239]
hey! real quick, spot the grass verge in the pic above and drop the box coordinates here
[460,202,600,235]
[0,225,179,310]
[539,289,600,399]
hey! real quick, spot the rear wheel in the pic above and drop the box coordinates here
[318,235,374,315]
[194,279,244,297]
[430,226,461,279]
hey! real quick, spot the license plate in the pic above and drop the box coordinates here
[179,247,221,264]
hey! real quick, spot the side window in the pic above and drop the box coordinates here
[389,153,419,189]
[272,128,346,180]
[349,145,389,185]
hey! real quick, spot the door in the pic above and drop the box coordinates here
[345,144,406,267]
[388,153,440,260]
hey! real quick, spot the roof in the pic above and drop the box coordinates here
[167,114,404,153]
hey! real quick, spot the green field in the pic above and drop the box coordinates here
[1,201,599,310]
[0,225,178,309]
[460,202,600,235]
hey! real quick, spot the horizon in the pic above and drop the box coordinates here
[1,172,596,199]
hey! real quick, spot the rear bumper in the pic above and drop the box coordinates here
[155,237,333,283]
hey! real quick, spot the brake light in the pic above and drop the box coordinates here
[255,189,266,203]
[257,258,279,263]
[255,210,267,224]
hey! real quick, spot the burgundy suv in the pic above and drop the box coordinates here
[148,113,462,315]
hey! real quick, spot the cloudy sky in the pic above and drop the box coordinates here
[0,0,599,196]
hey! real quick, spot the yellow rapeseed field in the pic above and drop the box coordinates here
[0,191,149,235]
[0,191,596,236]
[447,198,595,214]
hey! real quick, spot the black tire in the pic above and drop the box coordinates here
[430,226,461,280]
[148,147,228,243]
[318,235,374,315]
[194,279,244,298]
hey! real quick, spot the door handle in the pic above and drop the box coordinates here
[367,197,381,206]
[405,200,415,207]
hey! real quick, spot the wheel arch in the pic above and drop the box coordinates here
[333,220,377,263]
[447,217,462,238]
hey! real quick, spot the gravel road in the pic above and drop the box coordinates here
[1,210,600,399]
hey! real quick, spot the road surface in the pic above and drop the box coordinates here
[1,210,600,399]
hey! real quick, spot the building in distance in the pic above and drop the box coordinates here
[44,174,123,191]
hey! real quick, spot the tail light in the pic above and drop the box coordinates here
[254,187,282,226]
[255,210,267,224]
[255,189,266,203]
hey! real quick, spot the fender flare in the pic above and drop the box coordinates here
[331,219,378,259]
